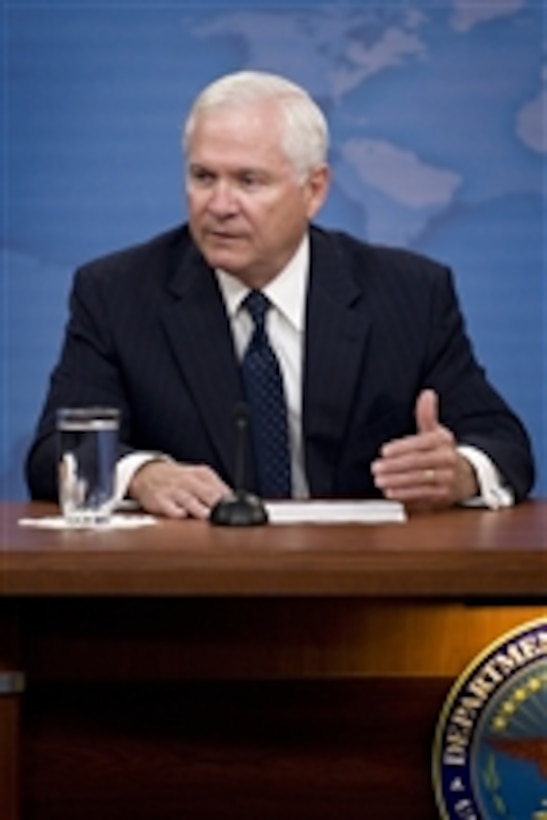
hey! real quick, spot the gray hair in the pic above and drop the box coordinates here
[183,70,329,182]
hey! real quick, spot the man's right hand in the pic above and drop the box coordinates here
[128,460,231,519]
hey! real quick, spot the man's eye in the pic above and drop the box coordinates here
[240,174,262,189]
[191,168,214,184]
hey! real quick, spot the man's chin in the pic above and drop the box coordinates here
[201,247,248,276]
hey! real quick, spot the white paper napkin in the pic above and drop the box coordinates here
[18,514,157,530]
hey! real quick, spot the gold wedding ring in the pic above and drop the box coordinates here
[425,468,436,484]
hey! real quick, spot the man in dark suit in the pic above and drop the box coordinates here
[26,71,535,517]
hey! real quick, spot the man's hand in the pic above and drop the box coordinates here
[371,389,479,510]
[128,460,231,519]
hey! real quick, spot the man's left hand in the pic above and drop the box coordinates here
[371,389,478,510]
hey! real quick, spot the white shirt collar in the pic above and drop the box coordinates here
[215,234,309,332]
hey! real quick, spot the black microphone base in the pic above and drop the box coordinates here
[209,492,269,527]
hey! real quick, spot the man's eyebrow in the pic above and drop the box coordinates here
[237,167,269,177]
[189,163,271,178]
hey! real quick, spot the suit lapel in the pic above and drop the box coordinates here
[160,245,244,483]
[304,229,372,495]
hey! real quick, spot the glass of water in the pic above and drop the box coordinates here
[57,407,120,527]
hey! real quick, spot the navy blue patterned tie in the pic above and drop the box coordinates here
[241,291,291,498]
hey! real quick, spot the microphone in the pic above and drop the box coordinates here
[209,402,268,526]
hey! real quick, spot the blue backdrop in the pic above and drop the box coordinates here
[2,0,546,498]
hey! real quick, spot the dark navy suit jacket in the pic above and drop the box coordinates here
[26,224,535,501]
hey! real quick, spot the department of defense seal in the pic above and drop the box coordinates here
[433,617,547,819]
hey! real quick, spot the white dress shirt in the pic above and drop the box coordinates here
[216,234,310,499]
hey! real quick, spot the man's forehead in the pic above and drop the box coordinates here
[187,137,291,175]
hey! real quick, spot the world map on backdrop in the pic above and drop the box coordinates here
[3,0,546,497]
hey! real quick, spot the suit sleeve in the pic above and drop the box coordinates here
[422,265,535,501]
[25,265,136,501]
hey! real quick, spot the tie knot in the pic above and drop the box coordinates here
[244,290,270,329]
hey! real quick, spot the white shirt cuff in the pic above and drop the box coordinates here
[457,445,514,510]
[114,452,171,508]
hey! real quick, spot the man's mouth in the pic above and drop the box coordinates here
[211,231,234,237]
[206,230,245,242]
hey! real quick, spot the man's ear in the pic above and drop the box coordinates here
[305,164,330,219]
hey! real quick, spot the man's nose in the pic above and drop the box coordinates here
[207,181,238,215]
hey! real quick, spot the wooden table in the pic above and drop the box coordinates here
[1,501,546,819]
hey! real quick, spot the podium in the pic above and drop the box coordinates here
[1,501,546,819]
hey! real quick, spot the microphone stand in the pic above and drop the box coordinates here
[209,403,268,526]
